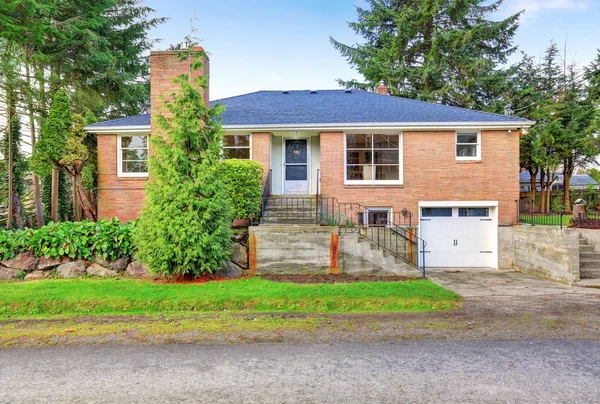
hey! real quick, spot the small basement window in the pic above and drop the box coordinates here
[456,132,480,160]
[118,135,148,177]
[224,134,251,159]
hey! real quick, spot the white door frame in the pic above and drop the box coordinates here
[281,136,311,194]
[418,201,499,268]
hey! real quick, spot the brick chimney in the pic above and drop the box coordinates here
[376,80,388,95]
[149,46,210,134]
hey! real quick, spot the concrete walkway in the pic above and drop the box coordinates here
[427,267,600,299]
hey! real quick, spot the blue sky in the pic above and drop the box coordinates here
[144,0,600,100]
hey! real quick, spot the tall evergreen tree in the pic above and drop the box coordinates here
[330,0,521,109]
[1,118,28,228]
[134,46,232,276]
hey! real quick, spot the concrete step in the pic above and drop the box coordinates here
[579,258,600,269]
[580,269,600,279]
[579,251,600,260]
[579,244,594,252]
[579,238,589,245]
[261,218,318,225]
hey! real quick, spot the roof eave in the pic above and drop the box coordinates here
[84,120,535,134]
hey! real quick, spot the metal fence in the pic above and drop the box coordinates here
[517,199,565,229]
[572,212,600,229]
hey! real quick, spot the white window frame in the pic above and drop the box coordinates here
[364,207,393,227]
[344,132,403,185]
[456,131,481,161]
[117,134,149,178]
[223,133,252,160]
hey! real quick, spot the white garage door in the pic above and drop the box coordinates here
[419,206,494,268]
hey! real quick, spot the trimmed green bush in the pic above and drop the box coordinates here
[222,159,263,219]
[0,219,135,261]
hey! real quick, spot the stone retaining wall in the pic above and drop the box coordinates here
[499,225,580,284]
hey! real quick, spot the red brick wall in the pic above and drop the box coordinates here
[251,132,271,178]
[97,134,147,222]
[319,130,519,226]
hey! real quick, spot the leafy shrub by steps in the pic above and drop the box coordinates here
[221,159,263,219]
[0,219,135,262]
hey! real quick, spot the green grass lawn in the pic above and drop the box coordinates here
[519,214,571,226]
[0,277,460,319]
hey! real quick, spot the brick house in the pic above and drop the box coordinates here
[86,49,534,270]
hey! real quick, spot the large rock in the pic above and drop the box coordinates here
[56,261,86,279]
[37,256,61,270]
[215,260,243,278]
[25,270,51,281]
[230,243,248,269]
[95,256,131,272]
[0,267,20,280]
[110,256,131,272]
[86,263,118,277]
[124,262,150,278]
[1,252,37,272]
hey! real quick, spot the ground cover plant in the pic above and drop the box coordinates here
[0,219,134,261]
[0,277,460,319]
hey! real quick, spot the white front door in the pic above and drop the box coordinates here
[420,206,494,268]
[284,138,309,194]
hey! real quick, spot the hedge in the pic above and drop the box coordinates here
[221,159,263,219]
[0,219,135,262]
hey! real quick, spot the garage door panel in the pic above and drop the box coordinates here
[420,206,495,268]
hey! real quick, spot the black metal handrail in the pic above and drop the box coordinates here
[320,197,426,277]
[250,169,272,226]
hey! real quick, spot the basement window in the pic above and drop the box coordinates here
[118,135,148,177]
[224,134,251,159]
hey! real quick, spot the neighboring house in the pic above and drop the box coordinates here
[85,49,534,270]
[519,172,600,193]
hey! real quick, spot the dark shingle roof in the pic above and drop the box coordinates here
[86,113,150,128]
[86,90,532,129]
[519,172,599,186]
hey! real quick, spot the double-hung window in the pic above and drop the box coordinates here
[345,134,402,184]
[224,134,251,159]
[456,132,481,160]
[118,135,148,177]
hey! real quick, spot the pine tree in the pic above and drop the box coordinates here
[330,0,521,109]
[133,47,232,277]
[1,118,28,228]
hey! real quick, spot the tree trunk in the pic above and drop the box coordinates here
[528,168,538,201]
[12,193,23,229]
[7,94,13,230]
[563,158,574,212]
[73,178,81,221]
[51,167,59,222]
[74,174,97,221]
[25,62,44,227]
[539,168,546,213]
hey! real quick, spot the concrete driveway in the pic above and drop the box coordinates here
[427,267,600,300]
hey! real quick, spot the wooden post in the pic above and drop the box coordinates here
[51,167,59,222]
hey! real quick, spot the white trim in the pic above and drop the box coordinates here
[117,134,149,178]
[86,126,150,134]
[455,131,481,161]
[344,133,403,185]
[85,120,534,134]
[223,133,252,160]
[418,200,499,269]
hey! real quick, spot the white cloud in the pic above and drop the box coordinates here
[507,0,591,14]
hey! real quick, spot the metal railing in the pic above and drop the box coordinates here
[320,198,426,277]
[572,212,600,229]
[250,169,272,226]
[517,199,565,229]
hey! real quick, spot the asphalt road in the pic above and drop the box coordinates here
[1,340,599,403]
